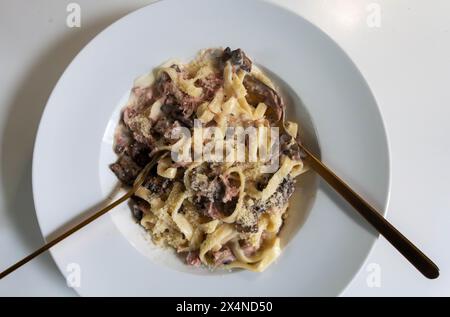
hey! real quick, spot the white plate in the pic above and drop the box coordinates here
[32,0,390,296]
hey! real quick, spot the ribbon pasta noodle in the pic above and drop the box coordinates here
[110,47,309,272]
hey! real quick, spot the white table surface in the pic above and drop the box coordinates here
[0,0,449,297]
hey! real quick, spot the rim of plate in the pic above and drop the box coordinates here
[32,0,391,296]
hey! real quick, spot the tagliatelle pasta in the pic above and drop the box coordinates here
[110,47,308,272]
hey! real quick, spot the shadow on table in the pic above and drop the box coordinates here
[0,8,140,292]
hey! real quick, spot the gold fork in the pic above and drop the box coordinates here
[279,108,439,279]
[0,151,167,280]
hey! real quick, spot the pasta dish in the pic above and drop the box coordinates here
[110,47,306,272]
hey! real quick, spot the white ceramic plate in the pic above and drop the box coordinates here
[32,0,390,296]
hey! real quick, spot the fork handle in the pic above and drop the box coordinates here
[300,144,439,279]
[0,152,166,280]
[0,190,133,280]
